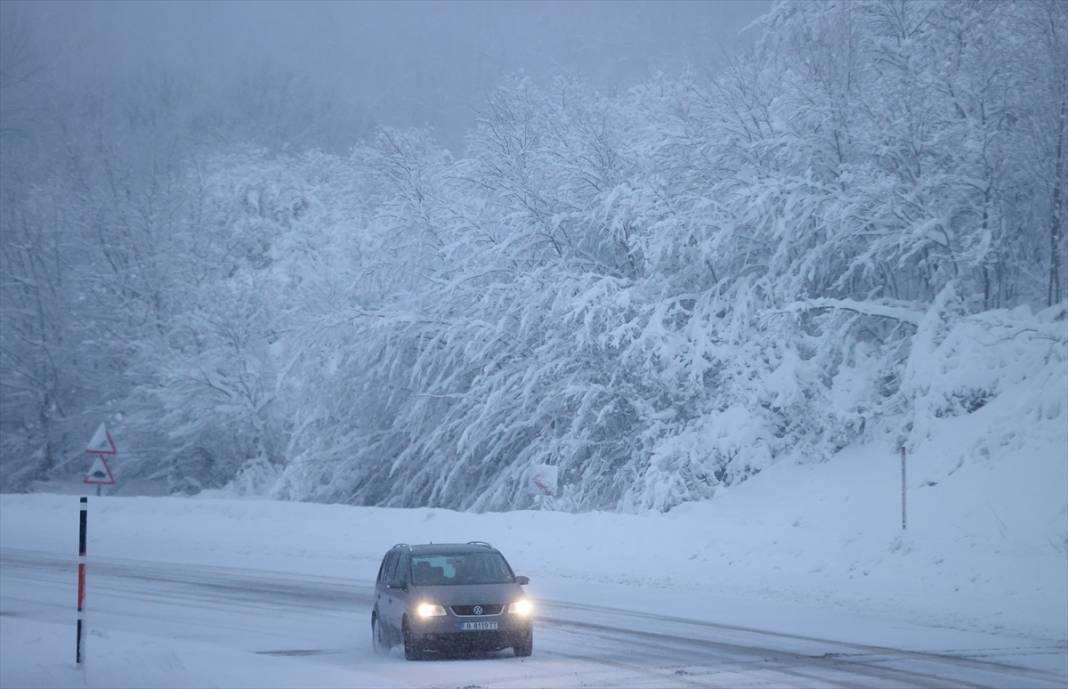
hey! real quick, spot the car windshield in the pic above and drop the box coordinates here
[410,552,514,586]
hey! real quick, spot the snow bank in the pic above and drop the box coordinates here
[0,618,360,689]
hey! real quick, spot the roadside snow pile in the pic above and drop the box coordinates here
[901,296,1067,461]
[0,618,360,689]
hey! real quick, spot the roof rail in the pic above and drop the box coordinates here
[392,543,411,550]
[467,540,493,548]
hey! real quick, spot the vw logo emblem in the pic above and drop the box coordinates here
[472,605,483,616]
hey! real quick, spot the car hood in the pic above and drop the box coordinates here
[409,582,524,606]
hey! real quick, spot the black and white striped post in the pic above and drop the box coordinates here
[76,497,87,664]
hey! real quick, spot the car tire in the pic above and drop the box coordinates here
[371,613,390,655]
[402,618,424,661]
[513,628,533,657]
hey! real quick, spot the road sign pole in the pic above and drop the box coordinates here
[900,446,907,531]
[76,497,87,664]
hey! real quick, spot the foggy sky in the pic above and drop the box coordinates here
[12,0,767,148]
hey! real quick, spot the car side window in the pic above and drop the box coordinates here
[388,552,409,588]
[377,551,395,585]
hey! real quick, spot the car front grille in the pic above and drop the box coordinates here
[450,604,503,616]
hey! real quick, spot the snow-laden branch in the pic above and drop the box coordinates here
[773,298,924,327]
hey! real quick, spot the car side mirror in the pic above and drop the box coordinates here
[515,575,530,585]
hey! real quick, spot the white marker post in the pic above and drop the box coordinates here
[900,446,907,531]
[76,497,87,664]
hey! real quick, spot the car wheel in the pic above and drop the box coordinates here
[513,628,533,657]
[371,613,390,655]
[402,617,424,661]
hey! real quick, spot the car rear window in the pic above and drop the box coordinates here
[410,552,514,585]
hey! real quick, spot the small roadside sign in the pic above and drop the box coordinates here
[83,456,115,485]
[84,422,117,493]
[528,464,558,497]
[85,423,117,456]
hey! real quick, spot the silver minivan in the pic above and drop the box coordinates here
[371,542,534,660]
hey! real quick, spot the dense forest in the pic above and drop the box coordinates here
[2,1,1066,510]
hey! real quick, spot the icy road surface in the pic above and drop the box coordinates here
[2,548,1065,689]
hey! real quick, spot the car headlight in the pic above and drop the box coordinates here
[508,598,533,616]
[416,602,447,618]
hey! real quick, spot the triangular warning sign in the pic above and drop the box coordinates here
[83,456,116,485]
[86,422,116,456]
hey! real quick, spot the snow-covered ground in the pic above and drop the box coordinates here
[2,428,1065,688]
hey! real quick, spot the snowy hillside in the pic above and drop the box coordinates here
[3,1,1066,513]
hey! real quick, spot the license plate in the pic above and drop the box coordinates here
[461,621,498,631]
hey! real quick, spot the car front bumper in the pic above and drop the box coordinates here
[409,615,532,651]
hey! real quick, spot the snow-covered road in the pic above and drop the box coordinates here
[3,547,1064,689]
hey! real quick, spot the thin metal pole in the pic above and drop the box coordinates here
[76,497,87,664]
[900,446,907,531]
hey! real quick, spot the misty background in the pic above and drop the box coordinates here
[7,0,765,150]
